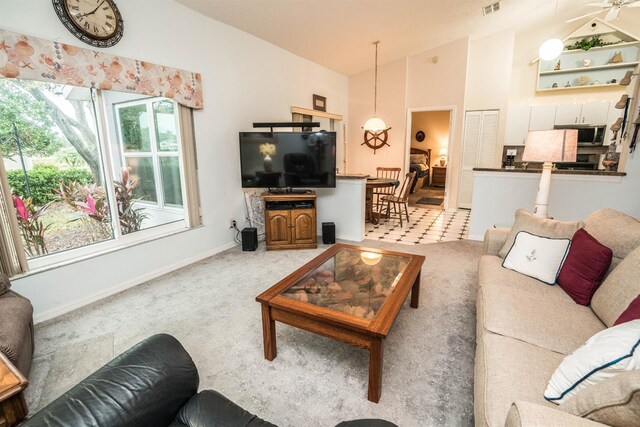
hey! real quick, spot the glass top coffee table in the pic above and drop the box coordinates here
[256,243,425,403]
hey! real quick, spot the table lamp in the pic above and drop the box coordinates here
[522,129,577,218]
[438,147,448,166]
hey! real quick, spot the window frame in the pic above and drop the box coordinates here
[25,89,192,271]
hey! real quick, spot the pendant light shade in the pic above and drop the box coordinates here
[539,38,564,61]
[363,40,387,132]
[363,116,387,132]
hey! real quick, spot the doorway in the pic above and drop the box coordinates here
[406,109,452,210]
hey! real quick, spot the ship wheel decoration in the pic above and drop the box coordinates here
[361,40,391,154]
[362,128,391,154]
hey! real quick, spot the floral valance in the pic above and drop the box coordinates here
[0,28,203,109]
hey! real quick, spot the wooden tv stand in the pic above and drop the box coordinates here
[263,192,317,250]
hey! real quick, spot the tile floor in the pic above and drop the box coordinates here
[365,208,471,245]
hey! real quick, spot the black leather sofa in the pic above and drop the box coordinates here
[23,334,396,427]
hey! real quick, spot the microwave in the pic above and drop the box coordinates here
[553,124,605,146]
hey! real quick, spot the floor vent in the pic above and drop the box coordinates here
[482,1,501,15]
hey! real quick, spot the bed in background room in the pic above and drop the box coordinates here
[409,148,431,193]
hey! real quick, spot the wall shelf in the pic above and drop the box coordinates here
[540,61,639,75]
[536,18,640,92]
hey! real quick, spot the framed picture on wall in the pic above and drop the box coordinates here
[313,94,327,112]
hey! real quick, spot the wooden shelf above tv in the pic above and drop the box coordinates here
[291,106,343,121]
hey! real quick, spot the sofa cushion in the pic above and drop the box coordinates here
[545,320,640,404]
[0,273,11,295]
[592,246,640,327]
[560,370,640,426]
[498,209,584,259]
[502,232,571,285]
[557,229,613,306]
[615,295,640,326]
[475,333,562,427]
[584,209,640,272]
[479,255,574,301]
[478,281,605,355]
[506,401,607,427]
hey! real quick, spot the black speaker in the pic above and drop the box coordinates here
[322,222,335,244]
[241,227,258,251]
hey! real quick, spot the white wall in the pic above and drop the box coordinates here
[406,38,469,209]
[1,0,348,321]
[347,58,407,177]
[466,30,515,167]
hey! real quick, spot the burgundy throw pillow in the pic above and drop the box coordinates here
[557,228,612,305]
[615,294,640,326]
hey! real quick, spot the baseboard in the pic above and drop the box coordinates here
[336,233,364,243]
[468,234,484,241]
[33,241,237,324]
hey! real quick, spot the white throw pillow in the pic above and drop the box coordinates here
[545,319,640,404]
[502,231,571,285]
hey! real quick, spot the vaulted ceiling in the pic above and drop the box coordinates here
[175,0,640,75]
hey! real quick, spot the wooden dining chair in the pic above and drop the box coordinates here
[373,167,401,215]
[381,172,416,227]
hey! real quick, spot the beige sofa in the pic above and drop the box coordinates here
[475,209,640,426]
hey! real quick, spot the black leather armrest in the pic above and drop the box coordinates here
[174,390,277,427]
[23,333,199,427]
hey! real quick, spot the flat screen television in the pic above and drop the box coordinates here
[239,131,336,189]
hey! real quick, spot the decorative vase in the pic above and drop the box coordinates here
[263,155,273,172]
[602,143,620,172]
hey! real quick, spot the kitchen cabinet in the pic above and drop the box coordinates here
[554,102,610,126]
[555,104,583,125]
[581,102,610,125]
[505,106,530,145]
[529,105,557,131]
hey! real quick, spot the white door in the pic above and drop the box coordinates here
[529,105,557,131]
[555,104,582,126]
[581,102,610,125]
[505,106,530,146]
[458,110,499,209]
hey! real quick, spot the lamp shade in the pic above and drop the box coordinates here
[363,116,387,132]
[438,147,448,156]
[539,38,564,61]
[523,130,577,163]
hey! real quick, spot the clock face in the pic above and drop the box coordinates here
[53,0,123,48]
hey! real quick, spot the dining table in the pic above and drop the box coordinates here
[365,178,400,224]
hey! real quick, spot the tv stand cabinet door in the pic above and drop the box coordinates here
[266,211,291,247]
[290,209,316,245]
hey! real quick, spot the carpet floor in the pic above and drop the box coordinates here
[26,239,482,426]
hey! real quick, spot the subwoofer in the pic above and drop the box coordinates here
[322,222,335,244]
[241,227,258,251]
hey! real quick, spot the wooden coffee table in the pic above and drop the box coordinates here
[0,352,28,427]
[256,243,424,402]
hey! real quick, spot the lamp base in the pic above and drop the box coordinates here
[533,162,552,218]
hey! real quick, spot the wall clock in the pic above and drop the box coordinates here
[415,131,425,142]
[52,0,124,48]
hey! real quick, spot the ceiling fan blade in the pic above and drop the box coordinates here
[566,10,604,22]
[586,2,611,6]
[604,7,621,20]
[628,1,640,7]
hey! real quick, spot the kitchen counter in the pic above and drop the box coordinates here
[473,168,626,177]
[337,173,369,180]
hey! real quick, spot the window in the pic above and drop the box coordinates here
[0,79,198,269]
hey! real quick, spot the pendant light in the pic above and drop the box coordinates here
[363,41,387,132]
[539,38,564,61]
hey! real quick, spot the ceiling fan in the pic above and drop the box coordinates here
[567,0,640,23]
